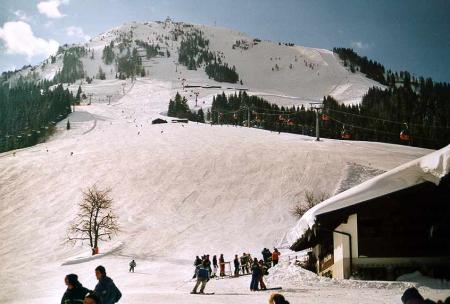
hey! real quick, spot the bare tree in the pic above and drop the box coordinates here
[291,190,329,218]
[67,185,119,254]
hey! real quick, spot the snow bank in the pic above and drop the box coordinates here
[61,241,124,265]
[286,145,450,247]
[267,261,415,290]
[397,271,450,289]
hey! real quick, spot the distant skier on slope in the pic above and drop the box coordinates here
[129,259,136,273]
[191,260,210,294]
[61,273,91,304]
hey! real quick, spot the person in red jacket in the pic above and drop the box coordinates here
[272,248,281,266]
[219,254,225,276]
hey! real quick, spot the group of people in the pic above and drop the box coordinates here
[61,265,121,304]
[191,247,282,293]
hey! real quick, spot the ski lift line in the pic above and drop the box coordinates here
[210,108,246,114]
[245,104,300,114]
[328,115,438,142]
[326,108,450,130]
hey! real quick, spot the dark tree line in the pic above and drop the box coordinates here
[324,79,450,149]
[167,92,204,122]
[210,91,316,134]
[102,41,115,65]
[177,30,239,83]
[117,48,144,78]
[53,47,87,84]
[333,48,386,84]
[135,40,164,59]
[205,62,239,83]
[0,82,74,152]
[210,85,450,149]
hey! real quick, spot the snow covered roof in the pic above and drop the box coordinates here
[287,144,450,249]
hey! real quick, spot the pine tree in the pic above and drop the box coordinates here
[197,108,205,123]
[76,85,82,101]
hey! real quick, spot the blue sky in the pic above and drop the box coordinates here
[1,0,449,82]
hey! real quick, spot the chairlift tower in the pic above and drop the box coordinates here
[194,91,199,107]
[87,93,93,105]
[310,102,324,141]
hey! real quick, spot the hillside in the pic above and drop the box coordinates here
[5,19,383,106]
[1,75,443,303]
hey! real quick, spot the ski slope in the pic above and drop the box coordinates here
[1,77,448,303]
[7,20,384,107]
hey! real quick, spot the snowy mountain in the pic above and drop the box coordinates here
[1,20,447,304]
[6,19,383,106]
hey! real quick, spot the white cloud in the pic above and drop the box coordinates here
[0,21,59,61]
[351,41,372,50]
[37,0,69,19]
[66,26,91,42]
[14,10,31,21]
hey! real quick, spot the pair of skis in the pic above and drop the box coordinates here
[190,287,282,295]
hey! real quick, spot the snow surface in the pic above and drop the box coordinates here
[286,145,450,248]
[5,20,384,106]
[1,74,447,303]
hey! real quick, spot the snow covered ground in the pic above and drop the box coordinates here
[7,20,384,107]
[0,77,448,303]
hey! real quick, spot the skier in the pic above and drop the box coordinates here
[240,253,248,274]
[191,260,210,294]
[258,260,267,290]
[192,256,202,279]
[204,255,212,277]
[272,248,281,266]
[212,255,218,278]
[61,273,91,304]
[219,254,225,277]
[129,259,136,273]
[250,258,262,291]
[94,265,122,304]
[262,248,272,263]
[233,254,240,277]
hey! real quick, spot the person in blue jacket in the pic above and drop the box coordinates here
[94,266,122,304]
[191,260,210,294]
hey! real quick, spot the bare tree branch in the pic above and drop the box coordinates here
[66,185,119,254]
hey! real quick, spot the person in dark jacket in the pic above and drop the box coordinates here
[212,255,218,278]
[191,260,210,294]
[129,260,136,273]
[233,254,240,277]
[192,256,202,278]
[94,266,122,304]
[258,260,267,290]
[61,273,91,304]
[250,258,262,291]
